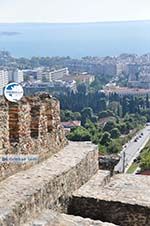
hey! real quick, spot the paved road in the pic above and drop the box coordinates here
[114,124,150,173]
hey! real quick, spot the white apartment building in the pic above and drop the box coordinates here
[8,69,24,83]
[0,70,8,95]
[36,69,43,81]
[116,63,126,75]
[13,69,24,83]
[50,68,69,81]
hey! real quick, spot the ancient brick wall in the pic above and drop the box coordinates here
[0,99,9,152]
[0,93,67,180]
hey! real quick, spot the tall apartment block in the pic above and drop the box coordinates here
[127,64,139,81]
[8,69,24,83]
[0,70,8,95]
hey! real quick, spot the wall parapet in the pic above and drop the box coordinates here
[0,93,67,180]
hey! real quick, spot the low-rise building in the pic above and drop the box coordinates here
[104,86,150,96]
[61,121,81,134]
[62,73,95,85]
[50,68,69,81]
[61,121,81,129]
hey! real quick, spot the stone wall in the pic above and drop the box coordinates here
[69,196,150,226]
[0,93,67,181]
[0,142,99,226]
[69,173,150,226]
[23,209,117,226]
[0,98,9,152]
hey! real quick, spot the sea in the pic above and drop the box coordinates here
[0,21,150,58]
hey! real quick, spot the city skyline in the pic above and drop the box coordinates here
[0,0,150,23]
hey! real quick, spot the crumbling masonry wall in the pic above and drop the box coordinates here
[0,93,67,180]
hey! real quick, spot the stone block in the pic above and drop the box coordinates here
[69,173,150,226]
[23,209,117,226]
[0,142,98,226]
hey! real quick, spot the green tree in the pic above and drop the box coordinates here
[107,139,122,154]
[81,107,93,125]
[108,101,119,115]
[67,127,91,141]
[98,110,114,119]
[140,149,150,171]
[100,132,111,146]
[60,110,81,121]
[146,94,150,109]
[118,122,128,134]
[103,120,116,132]
[110,128,121,139]
[73,112,81,120]
[77,83,87,94]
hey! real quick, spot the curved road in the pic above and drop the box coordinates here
[114,124,150,173]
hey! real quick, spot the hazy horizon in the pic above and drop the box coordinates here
[0,19,150,25]
[0,0,150,23]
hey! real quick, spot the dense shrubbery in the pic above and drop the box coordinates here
[60,87,150,156]
[58,83,150,119]
[67,127,90,141]
[67,112,146,154]
[140,142,150,171]
[60,110,81,121]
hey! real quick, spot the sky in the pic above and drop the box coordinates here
[0,0,150,23]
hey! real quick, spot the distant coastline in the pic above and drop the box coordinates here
[0,31,21,36]
[0,19,150,25]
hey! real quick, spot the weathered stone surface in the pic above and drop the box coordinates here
[0,94,68,181]
[0,99,9,151]
[23,209,117,226]
[69,173,150,226]
[0,142,98,226]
